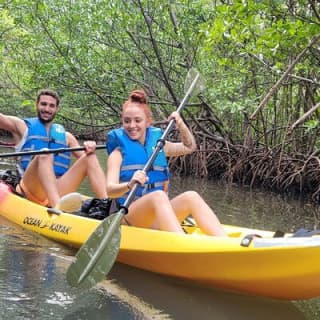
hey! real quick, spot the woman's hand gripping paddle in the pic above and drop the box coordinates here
[66,68,205,289]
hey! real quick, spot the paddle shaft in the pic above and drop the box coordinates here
[0,144,106,158]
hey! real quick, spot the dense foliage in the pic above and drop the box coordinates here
[1,0,319,199]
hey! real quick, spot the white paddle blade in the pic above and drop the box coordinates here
[184,68,206,96]
[66,212,122,288]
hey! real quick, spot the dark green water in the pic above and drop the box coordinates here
[0,149,320,319]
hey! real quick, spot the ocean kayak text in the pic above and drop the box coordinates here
[23,216,72,234]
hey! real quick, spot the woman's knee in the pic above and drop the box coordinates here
[146,190,170,205]
[152,190,169,198]
[181,190,202,201]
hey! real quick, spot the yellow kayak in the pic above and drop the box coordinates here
[0,182,320,301]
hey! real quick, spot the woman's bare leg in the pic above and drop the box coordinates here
[170,191,227,236]
[126,191,184,233]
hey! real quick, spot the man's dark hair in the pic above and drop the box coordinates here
[36,89,60,107]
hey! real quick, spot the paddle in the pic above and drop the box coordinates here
[0,145,106,158]
[66,68,205,289]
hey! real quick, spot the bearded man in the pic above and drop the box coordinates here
[0,89,108,209]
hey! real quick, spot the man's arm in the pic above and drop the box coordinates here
[66,132,99,159]
[0,113,27,144]
[66,132,84,159]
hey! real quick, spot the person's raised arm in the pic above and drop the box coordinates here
[164,111,197,157]
[0,113,26,144]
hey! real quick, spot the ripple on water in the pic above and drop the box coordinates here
[46,291,74,307]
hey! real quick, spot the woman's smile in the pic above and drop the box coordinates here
[122,104,150,144]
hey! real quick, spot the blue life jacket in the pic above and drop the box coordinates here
[18,118,71,177]
[106,127,169,205]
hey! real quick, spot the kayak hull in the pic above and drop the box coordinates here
[0,183,320,301]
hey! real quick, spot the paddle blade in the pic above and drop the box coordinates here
[184,68,206,96]
[66,212,122,288]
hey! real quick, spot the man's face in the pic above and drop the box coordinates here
[36,95,59,123]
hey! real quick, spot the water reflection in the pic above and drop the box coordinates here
[103,263,306,320]
[63,287,148,320]
[0,219,73,319]
[0,218,157,319]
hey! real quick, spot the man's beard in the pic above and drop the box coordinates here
[37,111,55,123]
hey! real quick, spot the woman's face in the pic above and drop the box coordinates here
[122,104,150,145]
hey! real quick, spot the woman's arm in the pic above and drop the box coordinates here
[106,149,131,198]
[106,149,149,198]
[164,112,197,157]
